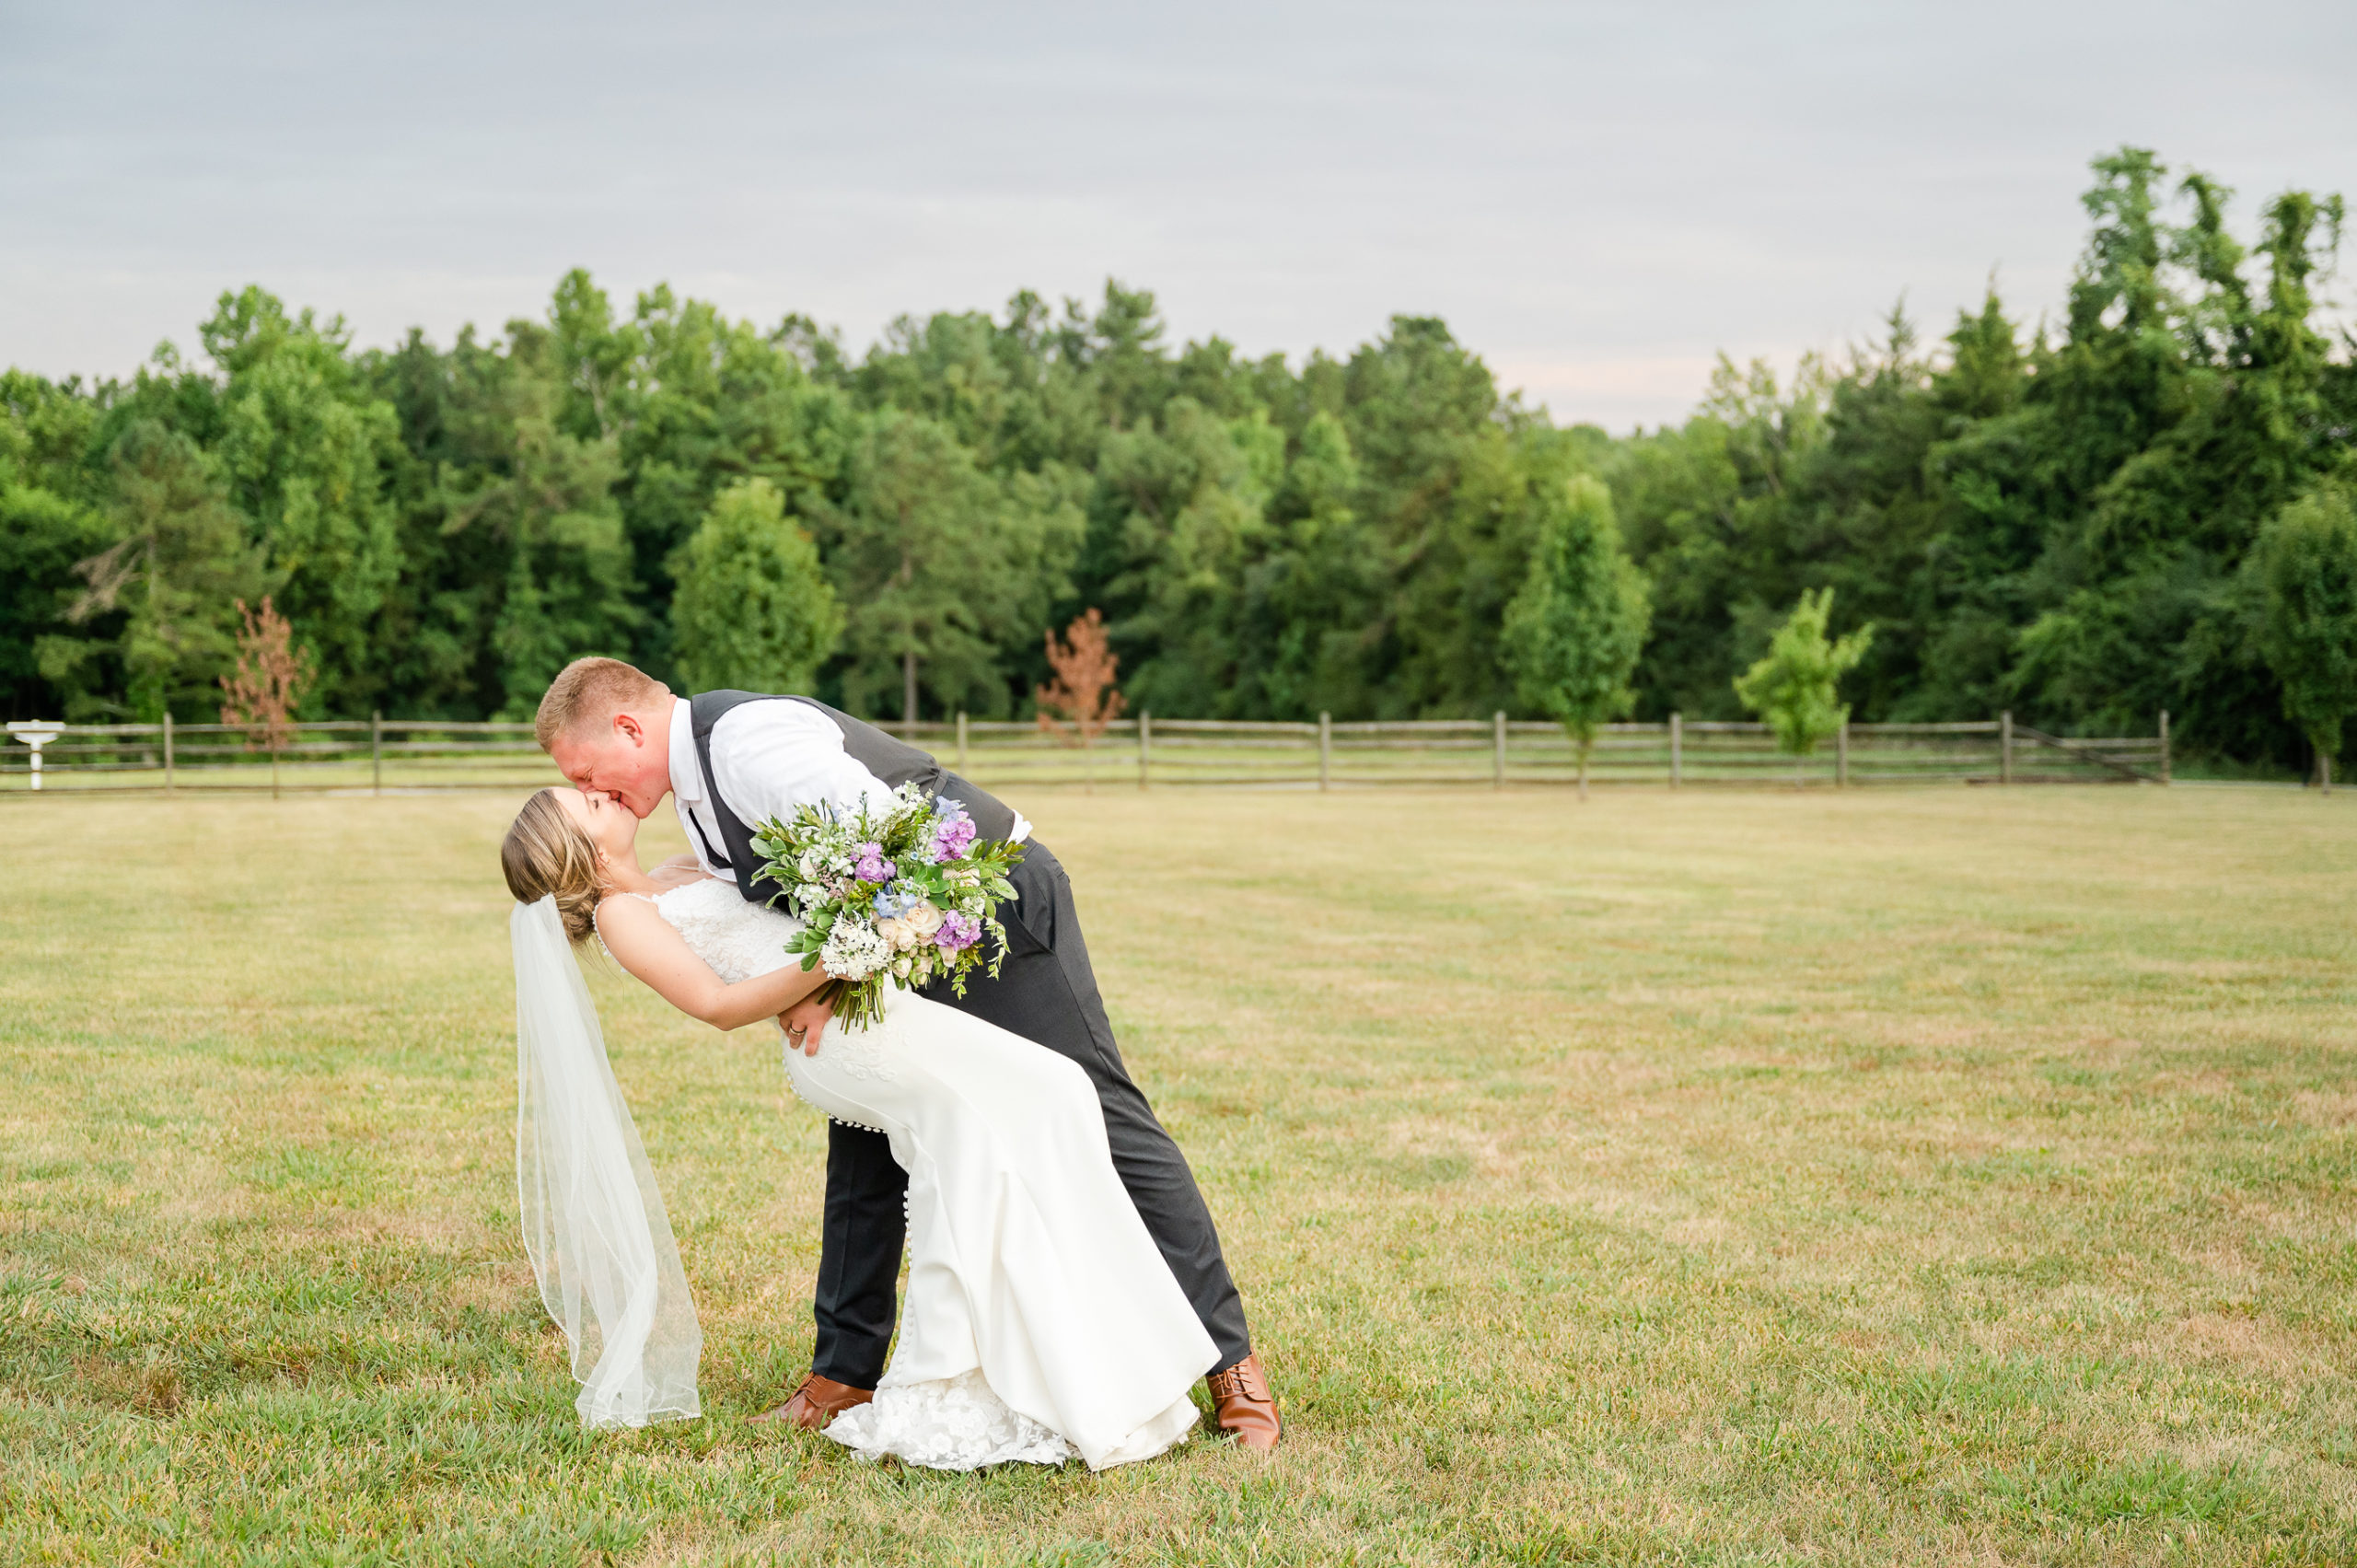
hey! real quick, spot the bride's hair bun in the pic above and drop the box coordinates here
[502,789,603,942]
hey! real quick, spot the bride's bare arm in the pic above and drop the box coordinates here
[593,896,828,1031]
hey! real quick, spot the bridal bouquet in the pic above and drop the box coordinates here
[749,784,1024,1030]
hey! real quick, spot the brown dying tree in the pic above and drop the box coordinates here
[219,597,314,799]
[1035,608,1126,793]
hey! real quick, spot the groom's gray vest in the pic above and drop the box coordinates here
[687,691,1021,909]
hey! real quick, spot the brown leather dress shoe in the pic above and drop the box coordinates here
[1205,1353,1281,1450]
[750,1372,875,1430]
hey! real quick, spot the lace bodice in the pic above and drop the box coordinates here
[641,878,801,983]
[631,877,898,1089]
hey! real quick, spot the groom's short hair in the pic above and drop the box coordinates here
[536,657,669,751]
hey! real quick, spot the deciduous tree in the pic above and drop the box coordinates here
[1733,588,1873,781]
[219,595,314,798]
[200,287,401,713]
[1502,475,1651,796]
[670,479,842,694]
[2255,478,2357,792]
[1036,607,1125,792]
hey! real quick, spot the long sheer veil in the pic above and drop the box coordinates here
[510,896,701,1428]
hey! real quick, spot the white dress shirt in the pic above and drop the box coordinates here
[668,697,1027,878]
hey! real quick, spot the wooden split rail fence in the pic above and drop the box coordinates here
[1,710,2170,796]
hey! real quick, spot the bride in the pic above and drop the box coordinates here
[500,785,1217,1470]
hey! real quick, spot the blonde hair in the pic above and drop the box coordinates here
[502,789,606,942]
[535,657,668,752]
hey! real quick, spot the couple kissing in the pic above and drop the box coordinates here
[497,656,1279,1470]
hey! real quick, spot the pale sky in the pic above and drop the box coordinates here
[4,0,2351,431]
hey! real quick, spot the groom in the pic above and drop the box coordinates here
[535,657,1280,1449]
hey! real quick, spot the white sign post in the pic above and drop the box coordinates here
[6,721,67,791]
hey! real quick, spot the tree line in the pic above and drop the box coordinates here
[4,147,2352,773]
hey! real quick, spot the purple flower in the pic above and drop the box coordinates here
[856,852,895,883]
[931,819,976,864]
[934,911,981,953]
[928,802,977,863]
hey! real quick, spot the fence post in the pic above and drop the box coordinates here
[1837,720,1850,788]
[372,711,383,796]
[957,711,970,776]
[1670,713,1682,789]
[2000,710,2014,785]
[1318,712,1331,792]
[1137,710,1151,792]
[1492,712,1506,789]
[2158,709,2170,785]
[163,713,175,795]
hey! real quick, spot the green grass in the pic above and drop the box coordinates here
[3,785,2353,1565]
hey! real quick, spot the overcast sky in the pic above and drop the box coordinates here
[4,0,2351,430]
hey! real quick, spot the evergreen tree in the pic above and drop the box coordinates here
[670,478,843,695]
[1229,411,1384,718]
[3,147,2350,758]
[45,421,266,721]
[425,323,640,718]
[819,410,1080,721]
[1085,398,1279,715]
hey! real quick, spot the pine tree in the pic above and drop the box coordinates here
[820,410,1079,722]
[57,421,266,722]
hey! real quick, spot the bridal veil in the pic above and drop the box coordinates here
[510,896,701,1428]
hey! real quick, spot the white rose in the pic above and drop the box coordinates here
[876,916,917,950]
[904,901,945,936]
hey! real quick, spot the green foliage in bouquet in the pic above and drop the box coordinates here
[750,784,1025,1030]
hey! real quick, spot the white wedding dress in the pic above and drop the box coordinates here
[644,877,1215,1470]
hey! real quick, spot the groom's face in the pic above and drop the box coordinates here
[550,707,670,819]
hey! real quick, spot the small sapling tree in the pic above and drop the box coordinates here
[218,596,314,799]
[1733,588,1873,786]
[2256,478,2357,794]
[1036,608,1126,795]
[1502,475,1651,799]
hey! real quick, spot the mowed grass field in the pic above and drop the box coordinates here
[3,785,2353,1566]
